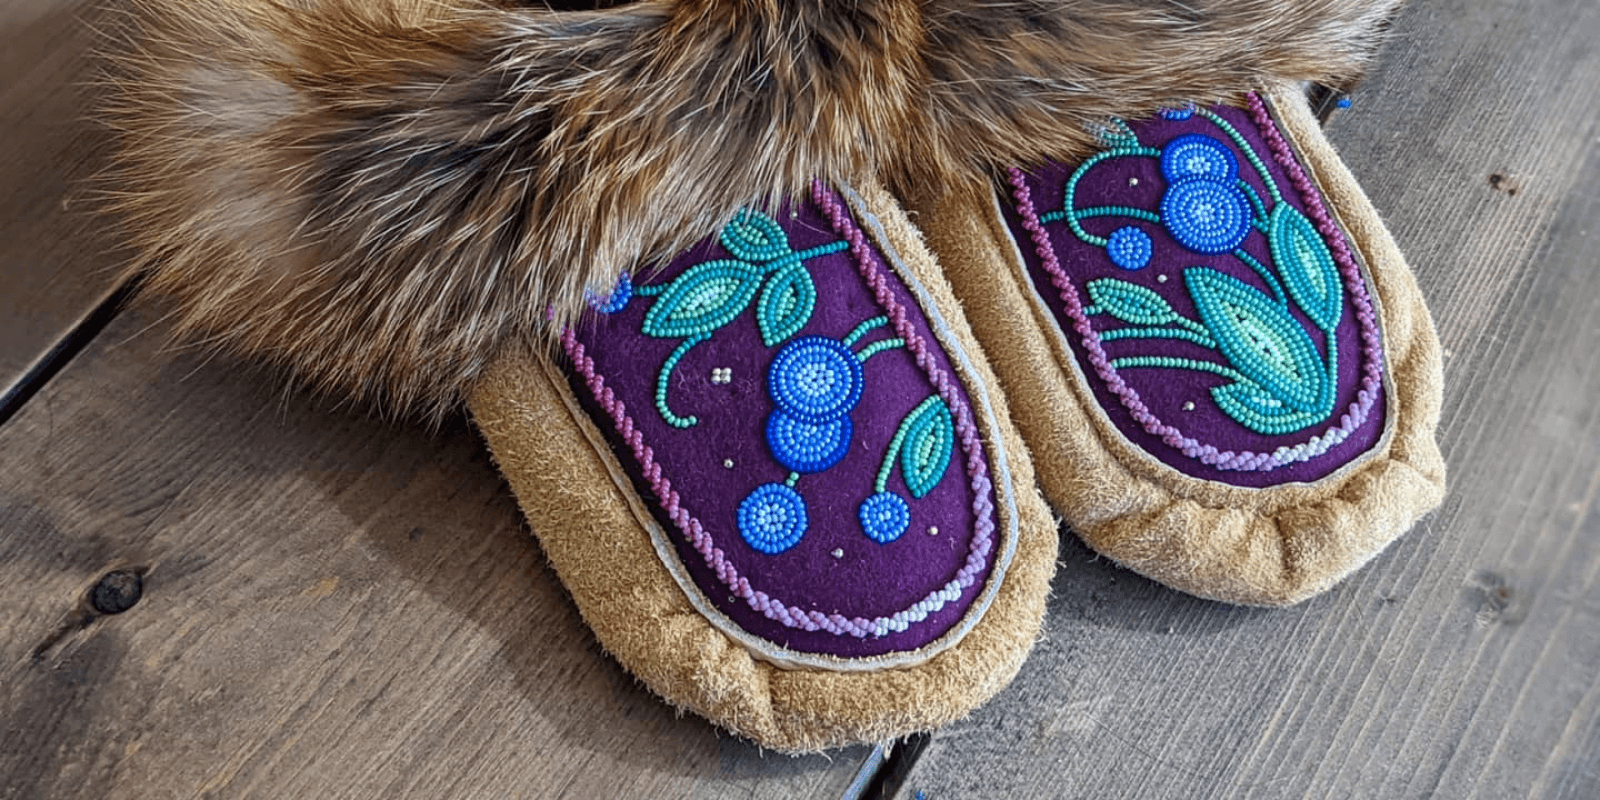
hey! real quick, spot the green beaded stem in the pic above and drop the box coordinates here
[1239,180,1270,228]
[1041,205,1161,226]
[656,333,708,428]
[1194,107,1283,206]
[1110,355,1248,384]
[766,241,849,273]
[1059,147,1161,246]
[1099,325,1218,349]
[842,316,890,347]
[785,472,800,488]
[1233,247,1288,305]
[855,338,907,364]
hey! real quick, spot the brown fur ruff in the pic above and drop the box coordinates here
[102,0,1400,419]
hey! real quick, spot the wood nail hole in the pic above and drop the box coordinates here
[87,569,145,615]
[1488,172,1520,196]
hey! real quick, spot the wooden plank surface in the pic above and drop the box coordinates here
[0,0,128,405]
[892,0,1600,797]
[0,309,875,799]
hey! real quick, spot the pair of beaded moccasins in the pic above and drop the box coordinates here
[108,0,1445,751]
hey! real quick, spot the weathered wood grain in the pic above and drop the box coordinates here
[0,0,127,406]
[0,311,874,799]
[891,0,1600,797]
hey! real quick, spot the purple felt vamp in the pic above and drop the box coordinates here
[564,181,997,660]
[1003,96,1389,487]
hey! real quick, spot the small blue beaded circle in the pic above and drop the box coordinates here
[738,483,808,554]
[1160,179,1252,254]
[1160,134,1239,185]
[585,273,632,314]
[766,410,853,474]
[1105,226,1153,271]
[858,491,910,544]
[767,336,864,424]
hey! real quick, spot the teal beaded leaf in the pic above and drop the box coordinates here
[899,397,955,499]
[1185,267,1325,413]
[641,260,764,339]
[1087,278,1180,326]
[756,263,816,347]
[1211,380,1325,435]
[1269,205,1343,331]
[720,211,791,264]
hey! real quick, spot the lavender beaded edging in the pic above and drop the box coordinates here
[559,180,1020,670]
[1008,93,1390,475]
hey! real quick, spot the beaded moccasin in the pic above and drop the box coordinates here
[471,180,1056,750]
[908,82,1446,606]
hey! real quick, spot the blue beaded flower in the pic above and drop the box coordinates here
[858,491,910,544]
[1160,134,1238,184]
[1106,226,1153,270]
[585,273,632,314]
[738,483,809,554]
[1160,178,1252,254]
[768,336,864,424]
[766,411,852,474]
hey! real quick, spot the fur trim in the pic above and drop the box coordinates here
[921,0,1403,173]
[102,0,1399,419]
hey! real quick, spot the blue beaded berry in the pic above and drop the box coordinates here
[1160,106,1195,121]
[1160,134,1239,185]
[1160,178,1252,254]
[858,491,910,544]
[766,410,852,474]
[1106,226,1153,271]
[738,483,808,554]
[767,336,864,424]
[585,273,632,314]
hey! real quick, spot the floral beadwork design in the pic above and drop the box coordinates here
[1043,106,1344,435]
[563,181,1004,656]
[590,210,847,428]
[601,209,955,555]
[745,317,951,553]
[1009,94,1387,477]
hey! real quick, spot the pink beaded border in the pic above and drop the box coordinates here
[1007,92,1385,472]
[560,179,996,639]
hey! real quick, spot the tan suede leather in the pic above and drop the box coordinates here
[468,181,1057,752]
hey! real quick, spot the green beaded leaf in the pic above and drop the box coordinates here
[756,263,816,346]
[1269,204,1343,331]
[1211,381,1325,435]
[899,397,955,499]
[1185,267,1325,413]
[720,211,791,265]
[1087,278,1179,326]
[641,260,764,339]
